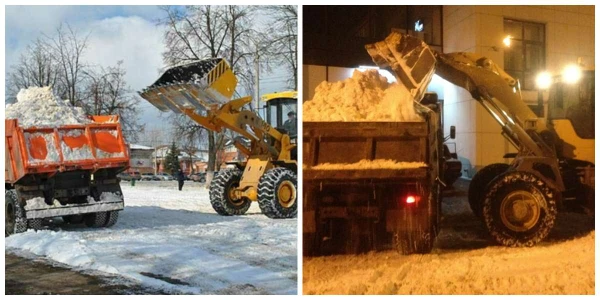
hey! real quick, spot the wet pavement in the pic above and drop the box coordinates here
[5,252,166,295]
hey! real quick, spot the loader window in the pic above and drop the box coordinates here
[265,98,298,137]
[548,71,595,139]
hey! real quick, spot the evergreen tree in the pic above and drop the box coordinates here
[165,142,180,174]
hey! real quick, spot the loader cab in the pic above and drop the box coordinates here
[547,69,594,139]
[262,91,298,138]
[547,68,594,163]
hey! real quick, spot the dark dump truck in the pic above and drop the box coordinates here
[303,97,445,255]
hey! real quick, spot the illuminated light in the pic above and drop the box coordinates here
[406,195,417,204]
[562,64,582,84]
[503,35,512,47]
[535,71,552,90]
[415,20,424,32]
[356,66,397,83]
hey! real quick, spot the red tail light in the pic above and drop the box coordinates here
[406,195,420,204]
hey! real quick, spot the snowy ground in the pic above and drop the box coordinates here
[303,180,595,295]
[6,181,298,295]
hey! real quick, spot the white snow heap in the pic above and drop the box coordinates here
[310,159,427,170]
[303,69,423,122]
[5,86,91,127]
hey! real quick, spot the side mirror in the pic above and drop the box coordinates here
[450,126,456,139]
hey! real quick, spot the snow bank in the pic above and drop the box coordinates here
[6,183,297,295]
[5,86,91,127]
[310,159,427,170]
[303,70,422,122]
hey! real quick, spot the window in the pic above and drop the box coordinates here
[503,19,545,91]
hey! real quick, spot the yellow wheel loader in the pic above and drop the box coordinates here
[366,32,594,247]
[139,59,297,219]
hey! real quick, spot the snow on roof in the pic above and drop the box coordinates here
[130,144,154,150]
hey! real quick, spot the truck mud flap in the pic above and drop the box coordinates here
[24,196,124,219]
[386,208,430,232]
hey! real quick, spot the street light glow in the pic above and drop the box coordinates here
[503,35,512,47]
[562,64,582,84]
[535,72,552,90]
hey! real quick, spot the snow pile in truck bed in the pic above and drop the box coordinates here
[310,159,427,170]
[303,70,422,122]
[5,86,91,127]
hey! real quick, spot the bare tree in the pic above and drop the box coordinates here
[158,5,258,175]
[83,61,144,142]
[45,24,89,106]
[6,38,60,103]
[261,5,298,89]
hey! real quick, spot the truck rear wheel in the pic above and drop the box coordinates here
[27,219,43,231]
[392,190,436,255]
[105,211,119,227]
[84,212,108,228]
[258,168,297,219]
[209,169,250,216]
[483,171,557,247]
[5,190,27,236]
[468,163,510,218]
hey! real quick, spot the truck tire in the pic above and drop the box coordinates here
[468,163,510,218]
[63,215,84,224]
[209,169,250,216]
[105,211,119,227]
[27,219,43,231]
[483,171,557,247]
[84,212,108,228]
[258,168,297,219]
[5,190,27,236]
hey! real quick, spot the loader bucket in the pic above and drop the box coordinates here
[138,58,238,114]
[365,31,437,102]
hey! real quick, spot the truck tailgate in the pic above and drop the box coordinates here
[303,121,429,180]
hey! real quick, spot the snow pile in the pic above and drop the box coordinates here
[303,70,422,122]
[310,159,426,170]
[5,86,91,127]
[6,183,297,295]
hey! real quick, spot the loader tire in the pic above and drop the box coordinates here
[258,168,297,219]
[105,211,119,227]
[5,190,27,236]
[84,212,108,228]
[483,171,557,247]
[209,169,250,216]
[468,163,510,218]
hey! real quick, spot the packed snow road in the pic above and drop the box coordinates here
[5,181,298,295]
[303,180,595,295]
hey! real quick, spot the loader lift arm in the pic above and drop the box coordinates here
[366,32,554,160]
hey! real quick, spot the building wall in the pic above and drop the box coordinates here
[442,5,594,177]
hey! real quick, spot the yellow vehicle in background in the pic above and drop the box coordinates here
[139,58,297,219]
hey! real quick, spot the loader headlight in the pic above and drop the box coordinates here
[562,64,582,84]
[535,72,552,90]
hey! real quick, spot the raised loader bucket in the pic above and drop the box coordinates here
[365,31,437,102]
[138,58,237,114]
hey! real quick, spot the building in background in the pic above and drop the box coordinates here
[302,5,594,177]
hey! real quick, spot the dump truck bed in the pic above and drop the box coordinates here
[5,115,129,184]
[303,121,430,181]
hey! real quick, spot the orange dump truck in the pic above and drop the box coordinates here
[5,115,129,236]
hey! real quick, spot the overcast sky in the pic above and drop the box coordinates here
[5,5,294,140]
